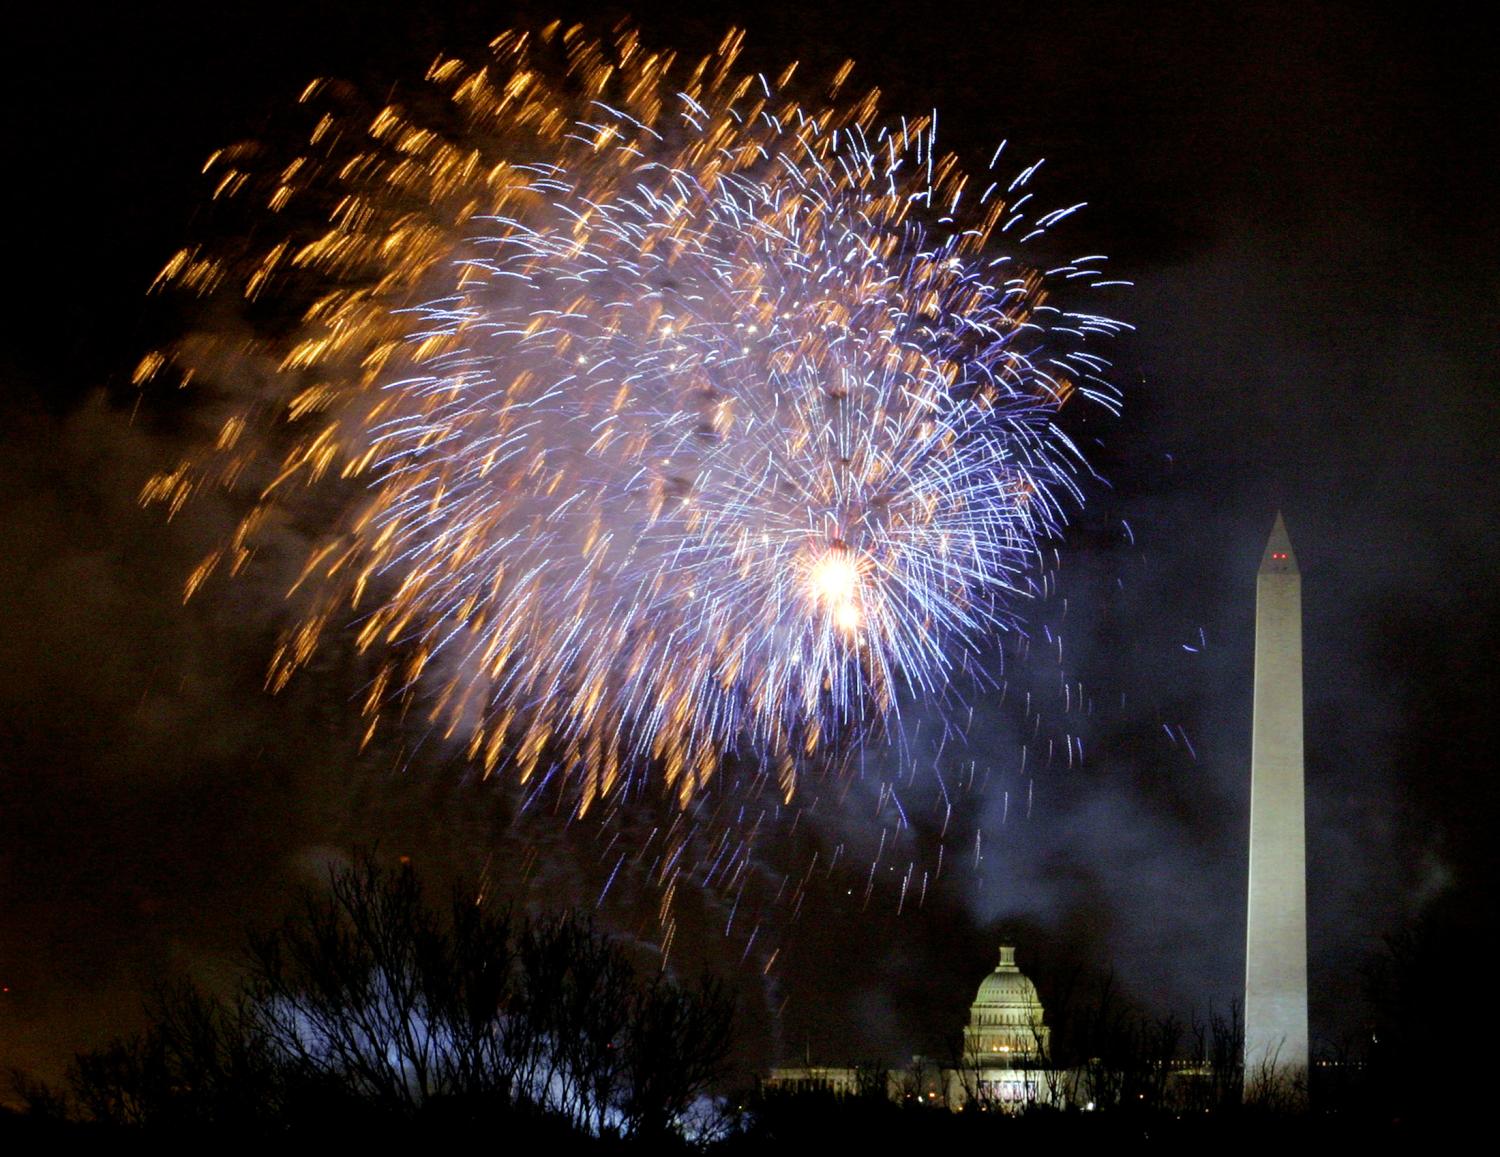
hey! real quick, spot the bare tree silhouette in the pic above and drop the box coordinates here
[24,854,734,1143]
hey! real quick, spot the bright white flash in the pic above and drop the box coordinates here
[808,547,862,631]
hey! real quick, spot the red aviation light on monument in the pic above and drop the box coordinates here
[1259,513,1299,574]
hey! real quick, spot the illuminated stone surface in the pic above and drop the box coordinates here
[1244,513,1309,1088]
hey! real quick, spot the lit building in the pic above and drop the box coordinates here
[950,944,1052,1107]
[766,944,1056,1110]
[964,945,1050,1063]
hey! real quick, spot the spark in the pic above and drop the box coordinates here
[140,22,1124,815]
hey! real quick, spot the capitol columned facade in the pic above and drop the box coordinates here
[767,945,1058,1110]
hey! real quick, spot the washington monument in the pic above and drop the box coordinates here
[1244,513,1309,1087]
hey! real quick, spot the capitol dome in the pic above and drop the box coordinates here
[964,946,1050,1062]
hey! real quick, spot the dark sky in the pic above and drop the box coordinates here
[3,0,1496,1088]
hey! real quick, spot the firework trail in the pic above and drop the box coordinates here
[140,22,1125,814]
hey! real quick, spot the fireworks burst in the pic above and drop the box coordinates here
[140,22,1126,813]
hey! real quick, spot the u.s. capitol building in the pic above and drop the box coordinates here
[767,945,1055,1109]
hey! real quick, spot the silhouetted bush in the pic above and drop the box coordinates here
[17,855,732,1145]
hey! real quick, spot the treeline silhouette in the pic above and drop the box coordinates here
[8,856,732,1148]
[5,860,1479,1148]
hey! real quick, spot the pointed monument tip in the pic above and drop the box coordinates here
[1260,513,1298,575]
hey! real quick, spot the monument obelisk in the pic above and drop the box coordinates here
[1244,513,1308,1090]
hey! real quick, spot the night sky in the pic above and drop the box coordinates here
[3,0,1496,1089]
